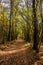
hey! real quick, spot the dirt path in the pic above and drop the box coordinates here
[34,45,43,65]
[0,39,43,65]
[0,43,30,55]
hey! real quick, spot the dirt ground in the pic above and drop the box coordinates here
[0,39,43,65]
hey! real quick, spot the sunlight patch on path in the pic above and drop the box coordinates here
[0,43,30,55]
[40,56,43,59]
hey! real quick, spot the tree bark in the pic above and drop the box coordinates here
[7,0,14,41]
[32,0,39,52]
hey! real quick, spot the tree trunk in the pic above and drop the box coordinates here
[32,0,39,52]
[7,0,14,41]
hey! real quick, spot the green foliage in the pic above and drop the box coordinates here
[0,0,42,44]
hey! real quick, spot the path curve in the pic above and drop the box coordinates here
[0,43,30,55]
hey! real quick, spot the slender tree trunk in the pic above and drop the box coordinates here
[42,18,43,42]
[41,1,43,42]
[2,8,5,44]
[7,0,14,41]
[32,0,39,52]
[40,0,42,43]
[7,0,12,41]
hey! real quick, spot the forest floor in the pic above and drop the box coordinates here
[0,39,43,65]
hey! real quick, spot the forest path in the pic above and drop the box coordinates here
[0,39,43,65]
[0,39,30,55]
[34,45,43,65]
